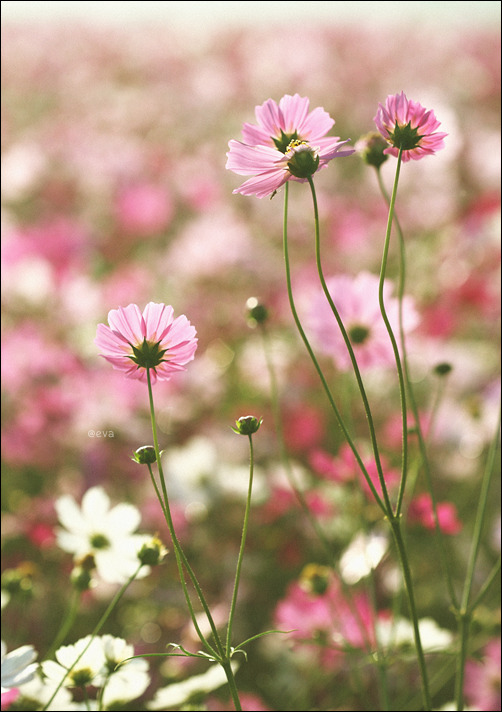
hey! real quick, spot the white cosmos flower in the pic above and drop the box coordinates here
[55,486,151,584]
[99,635,150,706]
[17,669,73,710]
[1,641,38,692]
[147,661,239,710]
[42,635,107,689]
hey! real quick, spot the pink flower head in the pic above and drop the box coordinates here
[95,302,197,384]
[374,91,447,162]
[226,93,354,198]
[306,271,419,371]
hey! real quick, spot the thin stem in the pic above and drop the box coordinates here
[389,518,432,711]
[282,182,387,516]
[307,175,393,516]
[455,404,501,712]
[146,369,223,660]
[43,588,81,661]
[375,166,458,607]
[42,563,144,711]
[377,148,409,517]
[226,434,255,654]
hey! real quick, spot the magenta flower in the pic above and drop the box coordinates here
[226,93,354,198]
[95,302,197,384]
[374,91,447,162]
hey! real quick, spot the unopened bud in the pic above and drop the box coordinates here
[138,536,167,567]
[231,415,263,435]
[132,446,157,465]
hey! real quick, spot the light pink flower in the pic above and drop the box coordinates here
[374,91,447,162]
[306,271,419,371]
[95,302,197,384]
[226,93,354,198]
[464,637,501,711]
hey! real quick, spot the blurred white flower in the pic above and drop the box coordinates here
[99,634,150,707]
[1,641,38,692]
[147,661,239,710]
[339,531,388,584]
[376,616,454,652]
[55,486,151,584]
[17,669,73,711]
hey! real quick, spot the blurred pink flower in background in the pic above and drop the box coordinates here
[408,493,463,535]
[95,302,197,384]
[306,271,419,371]
[274,568,375,669]
[464,637,501,711]
[113,182,174,236]
[374,91,447,161]
[226,93,354,197]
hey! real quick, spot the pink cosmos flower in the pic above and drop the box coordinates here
[306,271,419,371]
[95,302,197,384]
[374,91,447,162]
[408,493,463,535]
[226,93,354,198]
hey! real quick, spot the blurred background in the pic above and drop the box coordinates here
[1,2,500,711]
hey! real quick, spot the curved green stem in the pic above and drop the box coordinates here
[282,182,387,516]
[375,166,458,607]
[146,369,223,660]
[307,175,393,516]
[226,433,255,655]
[377,149,409,516]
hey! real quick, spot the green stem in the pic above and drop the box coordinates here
[226,433,255,655]
[146,368,223,660]
[455,404,501,711]
[389,517,432,711]
[282,182,387,516]
[43,588,81,661]
[307,175,393,516]
[42,563,144,711]
[376,166,458,607]
[377,148,409,517]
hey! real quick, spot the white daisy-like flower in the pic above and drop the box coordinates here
[99,635,150,707]
[147,661,239,710]
[17,669,73,711]
[1,641,38,692]
[55,486,151,584]
[42,635,107,690]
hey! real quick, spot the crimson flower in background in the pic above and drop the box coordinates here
[374,91,447,162]
[226,93,354,198]
[95,302,197,384]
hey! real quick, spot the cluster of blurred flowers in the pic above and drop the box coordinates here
[1,14,500,712]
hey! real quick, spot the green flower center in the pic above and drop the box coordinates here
[272,129,299,153]
[90,532,110,550]
[286,139,320,179]
[389,121,424,150]
[128,338,168,370]
[348,324,371,345]
[70,667,94,687]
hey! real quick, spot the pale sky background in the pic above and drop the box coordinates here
[2,0,501,36]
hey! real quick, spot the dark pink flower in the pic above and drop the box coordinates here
[374,91,447,162]
[226,93,354,198]
[95,302,197,384]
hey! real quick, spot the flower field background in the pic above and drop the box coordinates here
[1,8,501,712]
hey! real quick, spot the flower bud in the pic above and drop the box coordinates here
[138,536,167,567]
[132,445,157,465]
[355,132,389,168]
[246,297,268,327]
[232,415,263,435]
[434,362,453,377]
[286,140,320,178]
[70,565,94,592]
